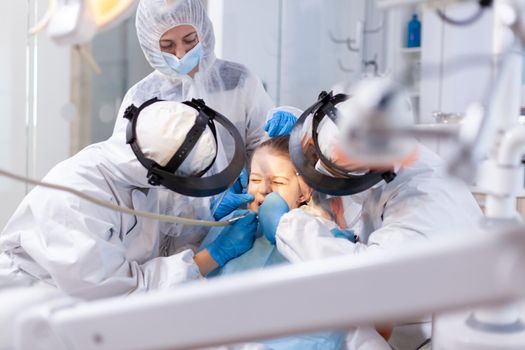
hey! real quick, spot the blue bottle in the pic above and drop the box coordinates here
[407,14,421,48]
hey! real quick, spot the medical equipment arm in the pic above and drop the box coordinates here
[376,0,479,9]
[14,224,525,350]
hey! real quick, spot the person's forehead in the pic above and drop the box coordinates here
[160,25,197,40]
[251,148,295,177]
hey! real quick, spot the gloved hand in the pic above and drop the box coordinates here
[258,192,290,244]
[231,168,249,194]
[264,111,298,137]
[207,210,258,267]
[330,228,358,243]
[211,191,254,221]
[211,169,253,220]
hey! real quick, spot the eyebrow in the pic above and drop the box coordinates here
[183,31,197,39]
[249,173,291,181]
[160,32,196,42]
[250,171,290,180]
[272,176,290,181]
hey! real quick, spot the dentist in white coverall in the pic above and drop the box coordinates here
[258,85,483,349]
[0,101,258,300]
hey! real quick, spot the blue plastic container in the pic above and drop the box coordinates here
[407,14,421,48]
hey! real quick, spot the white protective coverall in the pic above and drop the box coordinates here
[0,102,216,300]
[115,0,274,164]
[276,143,482,260]
[276,143,483,349]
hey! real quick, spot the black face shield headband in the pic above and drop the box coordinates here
[289,91,396,196]
[124,97,246,197]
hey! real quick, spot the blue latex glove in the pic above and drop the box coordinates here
[207,210,258,267]
[211,191,254,221]
[231,168,249,194]
[258,192,290,244]
[264,111,298,137]
[211,169,253,220]
[330,228,359,243]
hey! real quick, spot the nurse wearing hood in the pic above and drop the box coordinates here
[116,0,274,163]
[115,0,275,218]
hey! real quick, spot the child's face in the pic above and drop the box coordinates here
[247,147,311,213]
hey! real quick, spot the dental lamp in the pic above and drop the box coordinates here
[34,0,181,46]
[32,0,137,45]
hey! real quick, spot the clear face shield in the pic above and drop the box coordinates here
[288,91,397,197]
[124,98,246,198]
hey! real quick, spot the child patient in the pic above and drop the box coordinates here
[200,135,348,350]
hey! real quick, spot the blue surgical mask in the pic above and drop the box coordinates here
[161,42,203,75]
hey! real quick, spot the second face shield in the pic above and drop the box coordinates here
[289,91,397,196]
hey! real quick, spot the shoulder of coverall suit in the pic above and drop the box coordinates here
[383,142,448,188]
[118,71,183,108]
[44,146,119,194]
[124,59,251,96]
[126,70,170,96]
[359,151,441,207]
[9,158,116,232]
[214,59,250,91]
[46,143,150,208]
[371,151,458,216]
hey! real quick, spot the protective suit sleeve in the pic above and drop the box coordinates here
[367,145,482,248]
[275,209,369,263]
[365,189,431,248]
[243,72,274,157]
[276,186,430,262]
[158,191,212,253]
[14,191,202,301]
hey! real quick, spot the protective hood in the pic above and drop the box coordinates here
[135,100,217,176]
[104,99,217,190]
[136,0,216,77]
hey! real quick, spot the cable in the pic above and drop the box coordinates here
[436,0,492,27]
[0,168,233,227]
[436,7,483,26]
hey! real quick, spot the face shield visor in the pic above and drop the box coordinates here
[289,91,397,196]
[124,98,245,197]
